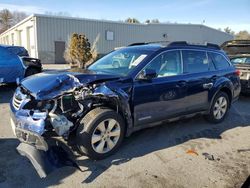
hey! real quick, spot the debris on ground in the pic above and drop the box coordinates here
[186,149,199,156]
[237,149,250,153]
[202,153,220,161]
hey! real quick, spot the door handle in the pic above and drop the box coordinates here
[177,80,187,87]
[203,83,213,89]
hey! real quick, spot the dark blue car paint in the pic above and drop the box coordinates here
[16,44,240,136]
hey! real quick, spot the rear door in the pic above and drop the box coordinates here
[182,50,212,111]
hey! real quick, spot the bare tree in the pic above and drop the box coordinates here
[224,27,235,35]
[235,30,250,40]
[151,19,160,23]
[12,11,28,25]
[45,11,71,17]
[0,9,13,32]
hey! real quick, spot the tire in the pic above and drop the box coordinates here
[76,108,125,160]
[25,67,40,77]
[205,92,229,123]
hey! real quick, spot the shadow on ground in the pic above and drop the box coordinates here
[0,85,250,187]
[0,84,16,104]
[75,97,250,184]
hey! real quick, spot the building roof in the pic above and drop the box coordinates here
[0,13,232,37]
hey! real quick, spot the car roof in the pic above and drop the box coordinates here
[126,42,222,54]
[125,44,163,51]
[0,45,26,49]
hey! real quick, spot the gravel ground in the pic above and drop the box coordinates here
[0,74,249,188]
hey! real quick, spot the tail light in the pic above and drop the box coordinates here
[235,69,241,76]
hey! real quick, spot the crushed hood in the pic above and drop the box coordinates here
[21,69,120,100]
[221,40,250,57]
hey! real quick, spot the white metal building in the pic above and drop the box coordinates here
[0,14,233,64]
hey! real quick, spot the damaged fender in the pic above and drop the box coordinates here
[89,84,133,135]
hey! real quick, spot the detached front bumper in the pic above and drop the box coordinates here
[10,103,80,178]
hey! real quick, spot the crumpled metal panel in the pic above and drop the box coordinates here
[0,46,25,83]
[15,109,47,135]
[34,74,83,100]
[91,84,133,131]
[17,143,81,178]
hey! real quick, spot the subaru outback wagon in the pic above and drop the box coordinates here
[10,41,240,176]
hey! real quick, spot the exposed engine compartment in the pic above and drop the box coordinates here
[12,74,133,150]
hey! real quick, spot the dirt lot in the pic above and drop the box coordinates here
[0,81,250,188]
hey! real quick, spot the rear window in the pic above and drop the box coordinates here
[231,57,250,64]
[208,52,230,70]
[6,46,29,57]
[182,50,209,73]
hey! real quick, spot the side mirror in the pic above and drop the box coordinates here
[138,68,157,80]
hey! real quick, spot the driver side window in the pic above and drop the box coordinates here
[144,50,182,78]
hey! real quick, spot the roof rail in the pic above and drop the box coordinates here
[168,41,188,46]
[128,42,148,46]
[168,41,220,50]
[205,43,220,50]
[128,41,169,46]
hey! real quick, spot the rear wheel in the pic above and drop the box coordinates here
[205,92,229,123]
[76,108,125,160]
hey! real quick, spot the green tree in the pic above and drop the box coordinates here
[125,18,140,24]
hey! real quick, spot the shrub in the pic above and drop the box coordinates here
[64,33,99,68]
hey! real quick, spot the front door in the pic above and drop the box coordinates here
[133,50,188,126]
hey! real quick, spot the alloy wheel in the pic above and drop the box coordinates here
[213,96,228,120]
[91,118,121,154]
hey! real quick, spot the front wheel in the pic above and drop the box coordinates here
[76,108,125,160]
[205,92,229,123]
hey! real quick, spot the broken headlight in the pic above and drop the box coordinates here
[23,99,54,112]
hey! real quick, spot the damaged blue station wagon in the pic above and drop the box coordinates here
[10,42,241,177]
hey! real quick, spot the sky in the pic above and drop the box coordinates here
[0,0,249,32]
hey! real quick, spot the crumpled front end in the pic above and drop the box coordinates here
[10,73,133,178]
[10,75,83,178]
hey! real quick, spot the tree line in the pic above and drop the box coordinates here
[0,9,28,33]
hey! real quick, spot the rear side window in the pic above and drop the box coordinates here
[208,52,230,70]
[182,50,208,73]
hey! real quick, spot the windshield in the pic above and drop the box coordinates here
[88,48,152,76]
[231,57,250,64]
